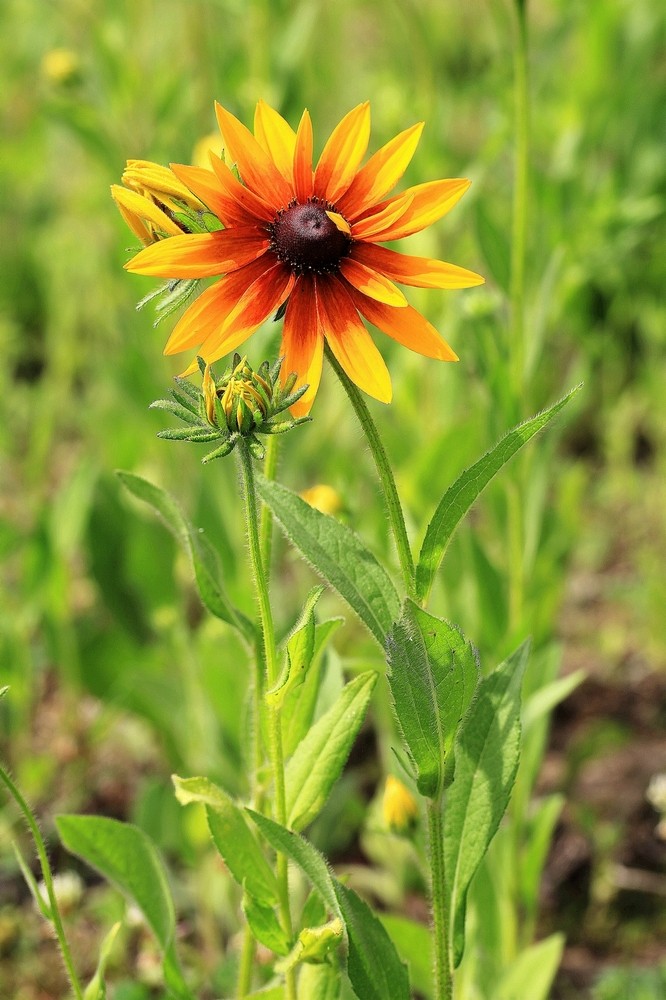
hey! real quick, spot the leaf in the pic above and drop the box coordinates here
[247,814,408,1000]
[282,618,344,758]
[386,600,479,797]
[117,471,254,642]
[247,812,341,920]
[173,776,278,905]
[12,844,51,920]
[256,476,400,647]
[474,201,511,292]
[243,894,291,955]
[83,921,121,1000]
[285,672,377,830]
[56,815,190,998]
[495,933,565,1000]
[333,883,410,1000]
[415,387,582,604]
[379,915,432,999]
[267,586,325,708]
[443,640,529,967]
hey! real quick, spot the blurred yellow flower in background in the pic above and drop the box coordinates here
[382,775,418,833]
[300,484,343,515]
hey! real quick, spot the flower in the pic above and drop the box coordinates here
[382,775,419,833]
[300,484,342,516]
[125,101,484,415]
[152,354,310,462]
[111,161,205,245]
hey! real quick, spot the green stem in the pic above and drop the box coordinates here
[259,435,280,574]
[0,765,84,1000]
[508,0,530,633]
[427,795,452,1000]
[237,441,295,1000]
[237,924,255,999]
[326,345,416,597]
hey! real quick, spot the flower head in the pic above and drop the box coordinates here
[152,354,309,462]
[125,101,483,414]
[382,775,419,833]
[112,160,205,245]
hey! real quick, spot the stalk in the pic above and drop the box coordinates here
[0,765,84,1000]
[427,795,452,1000]
[236,440,295,1000]
[326,345,416,597]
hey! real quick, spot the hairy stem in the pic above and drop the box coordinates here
[427,795,452,1000]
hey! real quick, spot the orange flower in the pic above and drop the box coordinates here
[125,101,483,416]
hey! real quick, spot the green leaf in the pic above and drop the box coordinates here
[56,815,190,998]
[247,812,341,920]
[495,933,565,1000]
[276,919,343,973]
[282,618,344,758]
[83,921,121,1000]
[386,601,479,798]
[117,471,254,643]
[443,641,529,966]
[173,775,278,905]
[243,894,291,956]
[256,476,399,646]
[379,915,432,999]
[333,883,410,1000]
[12,843,51,920]
[267,586,324,708]
[474,201,511,292]
[285,671,377,830]
[415,387,581,604]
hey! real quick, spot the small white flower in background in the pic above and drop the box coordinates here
[37,871,83,915]
[646,773,666,840]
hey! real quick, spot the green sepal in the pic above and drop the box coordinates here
[83,921,121,1000]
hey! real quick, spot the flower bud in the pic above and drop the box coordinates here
[382,775,418,833]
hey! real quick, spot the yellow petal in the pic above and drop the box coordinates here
[351,243,485,289]
[361,178,471,243]
[125,229,270,278]
[215,102,294,208]
[337,122,424,220]
[293,109,314,202]
[314,102,371,204]
[253,100,297,183]
[111,185,182,240]
[325,211,351,235]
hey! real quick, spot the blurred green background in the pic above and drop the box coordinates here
[1,1,665,997]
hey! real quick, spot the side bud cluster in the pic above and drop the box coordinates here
[151,354,310,462]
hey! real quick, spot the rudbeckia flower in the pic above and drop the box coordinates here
[125,101,483,415]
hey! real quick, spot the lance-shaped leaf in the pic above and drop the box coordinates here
[286,671,377,831]
[386,600,479,798]
[56,815,190,999]
[267,586,324,709]
[256,476,400,647]
[444,640,529,967]
[248,813,408,1000]
[117,471,255,643]
[242,894,291,956]
[173,775,278,905]
[282,617,344,759]
[415,386,581,603]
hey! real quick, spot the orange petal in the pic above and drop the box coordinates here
[206,153,277,224]
[359,178,471,243]
[125,228,270,278]
[314,103,371,204]
[293,109,314,202]
[348,285,458,361]
[351,191,414,241]
[163,256,273,355]
[253,100,297,184]
[339,257,408,307]
[351,242,485,289]
[168,163,239,226]
[337,122,424,220]
[281,275,324,417]
[185,262,295,370]
[317,276,392,404]
[215,102,294,208]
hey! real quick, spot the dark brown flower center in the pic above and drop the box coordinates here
[268,199,352,275]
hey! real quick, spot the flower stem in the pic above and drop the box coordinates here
[0,765,84,1000]
[236,441,295,1000]
[508,0,530,633]
[427,795,452,1000]
[325,345,416,597]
